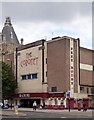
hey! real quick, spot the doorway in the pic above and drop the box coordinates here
[20,99,40,108]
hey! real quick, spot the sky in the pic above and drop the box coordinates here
[0,1,93,49]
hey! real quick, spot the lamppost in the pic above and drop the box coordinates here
[7,58,13,109]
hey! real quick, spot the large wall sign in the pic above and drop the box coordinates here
[20,52,38,67]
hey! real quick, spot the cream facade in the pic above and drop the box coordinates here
[14,40,49,107]
[17,41,47,93]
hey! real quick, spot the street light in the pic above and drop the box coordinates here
[7,58,13,109]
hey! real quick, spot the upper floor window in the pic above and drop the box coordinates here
[91,87,94,94]
[71,59,73,62]
[27,74,31,79]
[93,66,94,71]
[71,66,73,69]
[51,87,57,92]
[32,73,38,79]
[71,47,73,50]
[80,86,84,91]
[21,73,38,80]
[46,58,47,64]
[46,71,47,77]
[87,88,89,93]
[22,75,26,80]
[71,51,73,54]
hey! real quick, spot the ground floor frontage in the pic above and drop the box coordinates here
[10,92,92,110]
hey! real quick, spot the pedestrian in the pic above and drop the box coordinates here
[68,100,70,112]
[68,104,70,112]
[17,102,20,108]
[43,101,45,109]
[33,101,37,111]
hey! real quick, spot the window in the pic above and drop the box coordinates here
[27,74,31,79]
[71,51,73,54]
[51,87,57,92]
[71,66,73,69]
[21,74,38,80]
[87,88,89,93]
[71,78,73,81]
[71,55,73,58]
[32,74,38,79]
[91,87,94,94]
[71,47,73,50]
[46,58,47,64]
[22,75,26,80]
[93,66,94,71]
[71,59,73,62]
[71,70,73,73]
[54,98,57,105]
[46,72,47,77]
[71,74,73,77]
[71,82,73,85]
[80,86,84,91]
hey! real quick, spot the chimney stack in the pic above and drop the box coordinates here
[20,38,24,45]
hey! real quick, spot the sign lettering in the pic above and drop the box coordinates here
[19,93,30,98]
[20,52,38,67]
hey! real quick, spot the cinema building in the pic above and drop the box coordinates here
[14,36,94,109]
[1,17,93,109]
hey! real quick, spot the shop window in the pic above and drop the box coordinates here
[22,75,26,80]
[32,73,38,79]
[61,100,64,105]
[54,98,57,105]
[27,74,31,79]
[51,87,57,92]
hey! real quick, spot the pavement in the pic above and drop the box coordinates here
[0,108,93,115]
[0,108,93,116]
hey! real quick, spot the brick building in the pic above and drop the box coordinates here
[0,17,20,65]
[1,17,93,109]
[14,36,94,109]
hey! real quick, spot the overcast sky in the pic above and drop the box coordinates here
[0,2,93,49]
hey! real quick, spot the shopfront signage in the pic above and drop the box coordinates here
[19,93,30,98]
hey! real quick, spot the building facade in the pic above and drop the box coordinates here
[14,40,48,107]
[14,36,94,109]
[0,17,20,64]
[1,17,93,109]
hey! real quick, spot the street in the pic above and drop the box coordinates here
[0,108,93,119]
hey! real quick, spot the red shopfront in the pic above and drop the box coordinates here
[14,92,65,108]
[66,98,75,109]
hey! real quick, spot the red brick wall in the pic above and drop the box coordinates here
[47,38,70,93]
[80,48,94,86]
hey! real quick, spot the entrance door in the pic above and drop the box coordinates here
[20,99,40,108]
